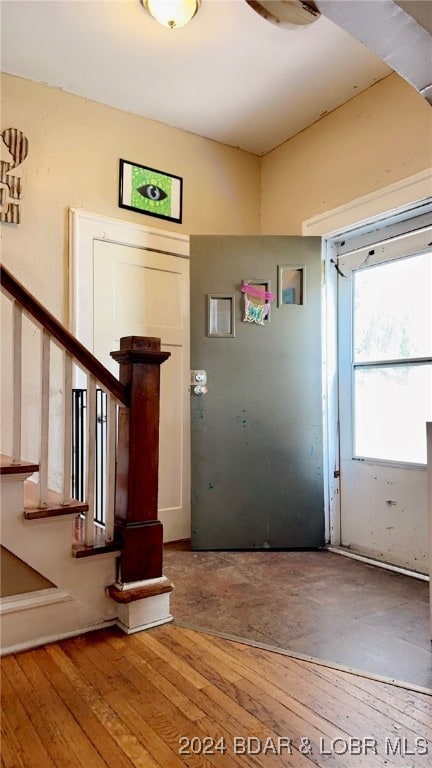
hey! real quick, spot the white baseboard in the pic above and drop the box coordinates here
[0,587,116,655]
[1,619,117,657]
[327,546,429,581]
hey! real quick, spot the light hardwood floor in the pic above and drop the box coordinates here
[1,624,431,767]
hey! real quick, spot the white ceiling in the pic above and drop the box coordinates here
[0,0,392,155]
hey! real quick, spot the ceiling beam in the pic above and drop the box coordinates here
[315,0,432,104]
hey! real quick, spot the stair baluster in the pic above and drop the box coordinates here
[38,329,50,509]
[61,351,72,507]
[85,375,97,547]
[12,302,22,464]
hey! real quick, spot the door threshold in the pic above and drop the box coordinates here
[327,546,429,582]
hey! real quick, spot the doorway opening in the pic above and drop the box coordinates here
[324,202,432,576]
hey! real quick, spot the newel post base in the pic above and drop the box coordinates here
[108,577,174,634]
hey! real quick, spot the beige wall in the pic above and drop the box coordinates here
[261,74,432,235]
[2,69,431,520]
[0,74,261,323]
[2,72,432,316]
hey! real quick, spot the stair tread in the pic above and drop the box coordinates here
[21,480,119,557]
[72,516,120,558]
[24,480,88,519]
[1,454,39,475]
[72,540,120,558]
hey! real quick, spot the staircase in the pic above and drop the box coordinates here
[0,265,173,653]
[1,455,119,653]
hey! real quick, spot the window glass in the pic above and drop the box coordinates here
[354,364,432,464]
[354,252,432,362]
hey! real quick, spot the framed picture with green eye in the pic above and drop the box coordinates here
[118,158,183,223]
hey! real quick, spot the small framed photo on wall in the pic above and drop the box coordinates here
[118,158,183,223]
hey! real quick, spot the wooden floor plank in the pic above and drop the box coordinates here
[0,714,28,768]
[152,624,245,684]
[2,656,84,768]
[195,714,307,768]
[34,647,136,768]
[207,629,432,723]
[161,627,431,768]
[141,629,428,765]
[67,635,207,768]
[136,630,211,689]
[203,634,432,746]
[172,628,399,768]
[294,657,432,726]
[1,624,430,768]
[157,629,351,766]
[288,656,432,738]
[81,632,246,768]
[67,630,243,768]
[47,643,160,768]
[17,651,108,768]
[228,641,432,766]
[106,632,207,722]
[1,672,56,768]
[129,634,316,768]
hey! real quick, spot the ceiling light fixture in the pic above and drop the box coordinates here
[142,0,201,29]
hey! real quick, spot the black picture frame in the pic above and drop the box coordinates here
[118,158,183,224]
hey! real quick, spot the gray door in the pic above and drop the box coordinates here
[190,236,324,550]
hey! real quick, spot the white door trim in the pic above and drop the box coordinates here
[69,209,189,347]
[302,169,432,548]
[302,169,432,239]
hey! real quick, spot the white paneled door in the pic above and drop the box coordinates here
[92,239,190,543]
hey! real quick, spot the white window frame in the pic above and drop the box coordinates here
[340,230,432,469]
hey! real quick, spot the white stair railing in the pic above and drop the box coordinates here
[1,266,128,550]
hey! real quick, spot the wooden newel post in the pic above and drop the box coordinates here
[111,336,170,584]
